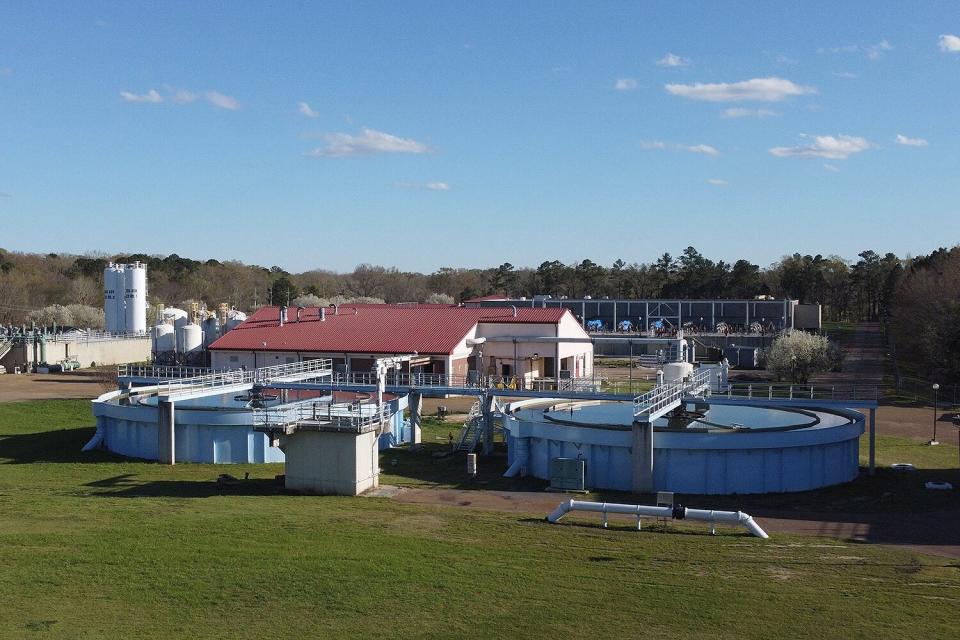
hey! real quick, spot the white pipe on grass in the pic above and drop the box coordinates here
[546,499,769,539]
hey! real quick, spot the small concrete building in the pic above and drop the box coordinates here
[208,304,593,384]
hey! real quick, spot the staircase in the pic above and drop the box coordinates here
[454,401,484,452]
[0,339,11,362]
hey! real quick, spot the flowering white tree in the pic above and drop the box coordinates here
[425,292,455,304]
[27,304,105,329]
[291,294,330,308]
[765,331,839,383]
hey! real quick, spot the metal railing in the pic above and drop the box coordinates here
[156,358,334,397]
[721,383,878,402]
[2,330,151,344]
[634,369,712,419]
[253,400,387,433]
[118,364,226,379]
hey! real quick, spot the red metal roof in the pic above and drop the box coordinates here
[208,304,570,355]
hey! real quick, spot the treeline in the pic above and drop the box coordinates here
[888,246,960,381]
[0,246,916,328]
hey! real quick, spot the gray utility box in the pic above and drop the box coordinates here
[550,457,586,491]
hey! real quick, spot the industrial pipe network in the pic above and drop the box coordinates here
[546,499,769,539]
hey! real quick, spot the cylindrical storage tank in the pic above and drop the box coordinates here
[225,310,247,331]
[123,262,148,334]
[662,361,694,384]
[103,264,124,333]
[161,308,188,350]
[202,316,220,348]
[153,323,175,352]
[181,323,203,354]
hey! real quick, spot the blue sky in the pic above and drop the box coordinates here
[1,1,959,273]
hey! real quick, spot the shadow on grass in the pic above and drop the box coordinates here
[378,442,549,492]
[84,474,284,498]
[0,427,125,464]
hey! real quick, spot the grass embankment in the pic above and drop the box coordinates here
[1,400,959,639]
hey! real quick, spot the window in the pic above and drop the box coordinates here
[229,355,239,363]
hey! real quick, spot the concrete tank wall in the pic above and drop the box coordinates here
[504,404,865,495]
[92,393,410,463]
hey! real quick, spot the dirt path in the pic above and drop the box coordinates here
[378,486,960,559]
[0,372,105,403]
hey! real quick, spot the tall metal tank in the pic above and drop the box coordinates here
[153,323,175,352]
[181,323,203,354]
[161,308,189,351]
[103,263,125,333]
[123,262,148,334]
[202,316,220,348]
[225,310,247,331]
[662,361,694,384]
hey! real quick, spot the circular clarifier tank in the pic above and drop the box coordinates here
[92,389,408,463]
[506,400,865,495]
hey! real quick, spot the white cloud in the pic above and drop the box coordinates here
[896,134,928,147]
[298,101,319,118]
[769,134,872,160]
[832,71,857,79]
[205,91,239,110]
[774,55,798,65]
[823,163,840,172]
[721,107,778,118]
[309,128,432,157]
[171,89,197,104]
[614,78,638,90]
[665,77,816,102]
[120,89,163,103]
[939,34,960,53]
[707,179,728,186]
[686,144,719,156]
[394,181,450,191]
[657,53,689,67]
[866,39,892,60]
[641,140,718,156]
[821,40,892,60]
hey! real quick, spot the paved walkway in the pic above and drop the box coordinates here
[813,322,885,385]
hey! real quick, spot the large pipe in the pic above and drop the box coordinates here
[546,499,769,539]
[502,436,529,477]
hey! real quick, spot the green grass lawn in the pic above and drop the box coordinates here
[1,400,959,639]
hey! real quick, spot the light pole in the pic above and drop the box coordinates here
[930,383,941,445]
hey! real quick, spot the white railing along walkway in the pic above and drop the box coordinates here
[118,364,226,379]
[633,369,712,421]
[253,399,387,433]
[721,383,878,402]
[156,358,333,398]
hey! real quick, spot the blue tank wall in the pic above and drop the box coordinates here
[505,405,865,495]
[93,395,409,463]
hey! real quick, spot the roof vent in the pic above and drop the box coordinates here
[511,305,517,318]
[320,308,326,322]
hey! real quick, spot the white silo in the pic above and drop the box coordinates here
[154,323,175,352]
[181,323,203,354]
[103,263,125,333]
[123,262,148,334]
[225,309,247,331]
[161,308,189,351]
